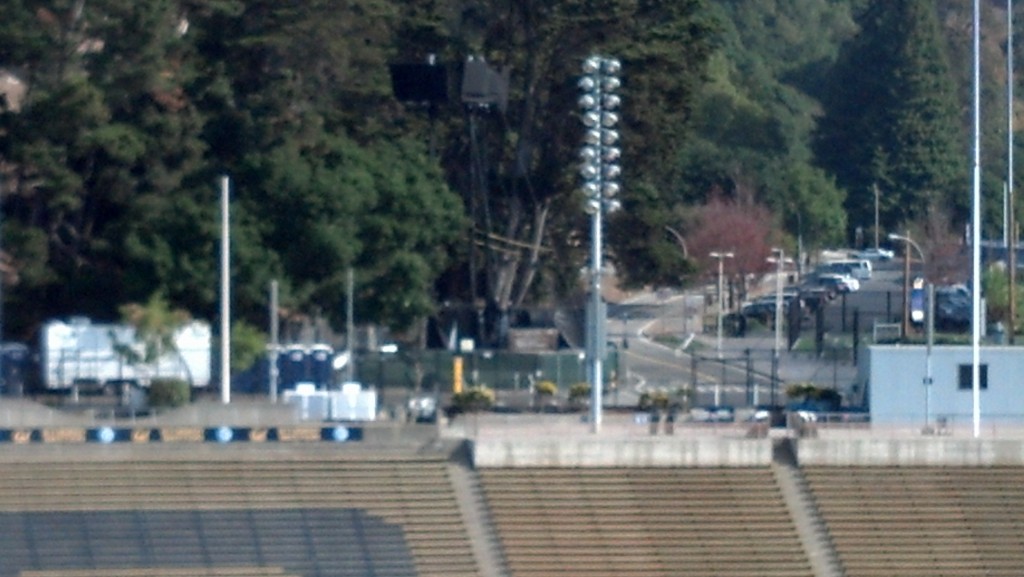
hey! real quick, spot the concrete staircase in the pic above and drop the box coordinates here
[771,439,845,577]
[447,443,511,577]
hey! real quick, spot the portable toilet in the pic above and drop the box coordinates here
[278,345,307,390]
[308,344,334,388]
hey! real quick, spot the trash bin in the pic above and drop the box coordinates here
[649,411,661,435]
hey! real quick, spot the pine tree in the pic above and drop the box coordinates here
[815,0,967,236]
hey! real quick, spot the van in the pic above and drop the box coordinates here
[819,259,871,280]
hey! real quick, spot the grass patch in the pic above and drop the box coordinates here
[652,333,684,348]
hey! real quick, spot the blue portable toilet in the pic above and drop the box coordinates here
[1,343,30,396]
[278,346,307,390]
[308,344,334,388]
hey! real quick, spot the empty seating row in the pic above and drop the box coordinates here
[0,449,478,577]
[804,466,1024,577]
[480,467,813,577]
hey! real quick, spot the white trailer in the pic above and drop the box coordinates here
[41,318,212,390]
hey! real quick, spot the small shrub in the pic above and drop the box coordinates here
[451,385,495,413]
[785,382,841,412]
[534,380,557,396]
[568,382,590,405]
[638,390,670,410]
[148,378,190,408]
[785,382,817,400]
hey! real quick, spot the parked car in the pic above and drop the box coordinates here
[821,259,872,280]
[692,405,735,423]
[935,285,971,332]
[740,292,799,323]
[854,247,895,261]
[817,273,860,294]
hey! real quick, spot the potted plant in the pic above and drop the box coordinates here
[534,380,557,411]
[568,382,590,410]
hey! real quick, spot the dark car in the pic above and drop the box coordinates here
[935,289,971,332]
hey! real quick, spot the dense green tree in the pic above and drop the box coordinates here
[0,0,207,336]
[815,0,967,238]
[415,0,718,324]
[661,0,853,283]
[1,0,1015,350]
[233,132,464,332]
[606,183,695,289]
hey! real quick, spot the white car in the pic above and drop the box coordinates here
[818,273,860,294]
[855,247,895,261]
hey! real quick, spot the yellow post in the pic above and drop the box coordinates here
[453,356,464,394]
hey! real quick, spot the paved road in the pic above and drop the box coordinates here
[608,272,873,409]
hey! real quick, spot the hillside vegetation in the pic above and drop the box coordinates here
[0,0,1017,345]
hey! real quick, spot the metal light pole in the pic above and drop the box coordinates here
[889,233,931,428]
[768,248,785,407]
[220,175,231,405]
[971,0,983,438]
[579,55,622,433]
[269,280,279,403]
[874,183,880,250]
[1009,0,1017,345]
[710,251,734,407]
[888,231,923,338]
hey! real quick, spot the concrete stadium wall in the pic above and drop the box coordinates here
[472,437,773,467]
[796,438,1024,466]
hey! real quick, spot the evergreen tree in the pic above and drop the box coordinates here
[815,0,967,237]
[0,0,207,334]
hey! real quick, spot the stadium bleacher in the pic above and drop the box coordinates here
[804,466,1024,577]
[480,467,812,577]
[1,410,1024,577]
[0,449,477,577]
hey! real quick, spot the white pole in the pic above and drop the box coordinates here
[775,251,783,355]
[710,251,734,406]
[589,205,603,433]
[1010,0,1018,345]
[269,280,279,403]
[345,267,355,385]
[716,256,724,406]
[220,175,231,405]
[874,183,880,249]
[972,0,982,438]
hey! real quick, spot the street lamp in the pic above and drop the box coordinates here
[888,232,925,337]
[709,251,734,406]
[579,55,622,434]
[889,232,933,430]
[766,248,786,407]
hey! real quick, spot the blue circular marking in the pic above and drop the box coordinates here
[331,427,350,442]
[97,427,116,444]
[215,426,234,443]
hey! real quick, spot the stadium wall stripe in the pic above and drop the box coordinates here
[0,426,364,444]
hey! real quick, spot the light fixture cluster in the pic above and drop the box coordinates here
[579,56,622,215]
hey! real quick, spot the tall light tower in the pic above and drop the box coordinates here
[579,55,622,433]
